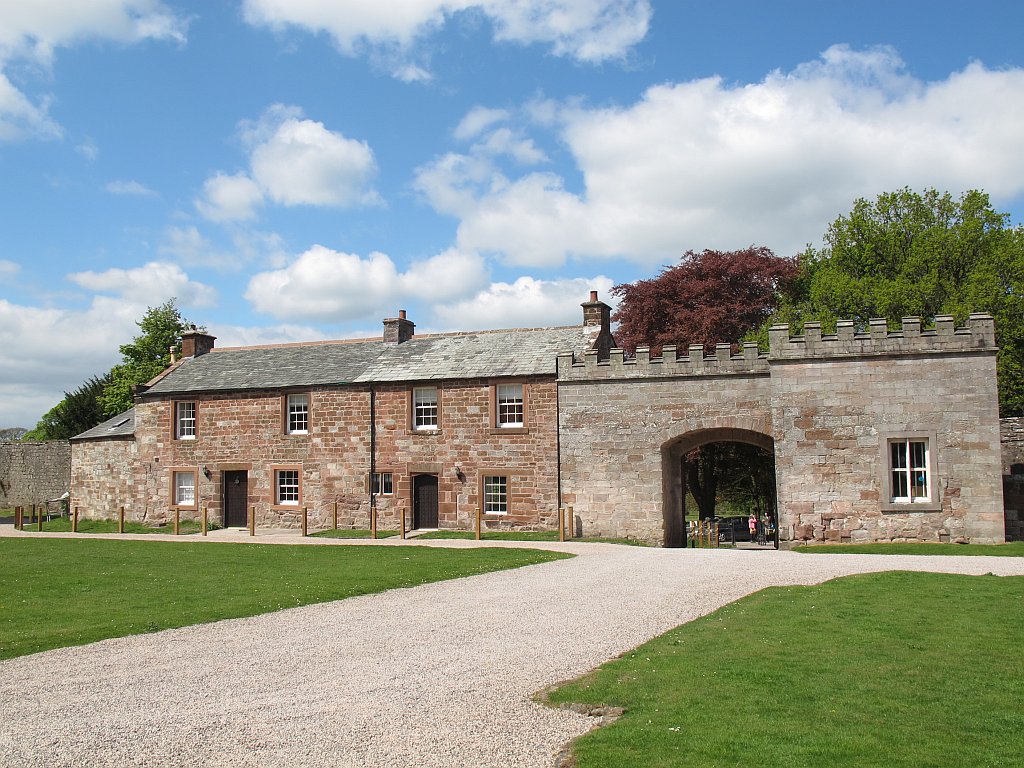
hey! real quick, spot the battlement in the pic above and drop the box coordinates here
[557,343,770,380]
[768,314,996,360]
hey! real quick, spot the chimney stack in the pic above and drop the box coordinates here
[383,310,415,344]
[180,327,216,358]
[581,290,614,360]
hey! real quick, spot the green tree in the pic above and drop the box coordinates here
[772,188,1024,415]
[23,373,111,440]
[100,299,196,416]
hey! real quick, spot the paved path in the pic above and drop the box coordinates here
[2,526,1023,767]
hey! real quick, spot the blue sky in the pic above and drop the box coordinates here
[2,0,1024,428]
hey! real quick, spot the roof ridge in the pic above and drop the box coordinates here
[214,324,581,352]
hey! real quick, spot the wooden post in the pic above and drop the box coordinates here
[174,508,180,536]
[333,500,338,530]
[248,505,255,537]
[15,506,21,530]
[475,506,482,541]
[118,506,125,534]
[400,508,406,540]
[567,505,574,540]
[302,506,308,537]
[202,506,208,536]
[558,507,565,542]
[73,506,79,533]
[371,506,378,540]
[36,504,42,532]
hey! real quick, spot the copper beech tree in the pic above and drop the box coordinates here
[611,247,797,522]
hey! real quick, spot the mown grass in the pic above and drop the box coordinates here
[21,516,218,535]
[311,528,400,539]
[546,572,1024,767]
[414,530,650,546]
[0,538,570,660]
[794,541,1024,556]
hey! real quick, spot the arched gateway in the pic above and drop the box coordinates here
[662,427,775,548]
[557,312,1004,547]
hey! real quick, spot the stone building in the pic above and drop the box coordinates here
[71,293,1006,545]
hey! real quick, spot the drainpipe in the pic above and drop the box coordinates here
[369,384,376,515]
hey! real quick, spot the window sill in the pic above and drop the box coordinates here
[271,503,303,510]
[284,432,309,437]
[881,500,942,513]
[170,504,198,511]
[408,428,442,436]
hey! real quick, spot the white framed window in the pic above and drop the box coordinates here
[483,475,508,514]
[889,438,930,503]
[287,393,309,434]
[275,469,300,506]
[175,401,196,440]
[413,387,438,430]
[173,471,195,507]
[496,384,523,428]
[372,472,394,496]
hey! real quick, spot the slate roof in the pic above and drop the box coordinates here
[142,326,591,397]
[70,408,135,441]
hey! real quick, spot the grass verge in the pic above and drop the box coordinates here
[21,516,218,535]
[311,528,400,539]
[546,571,1024,768]
[414,530,650,546]
[794,541,1024,556]
[0,538,570,660]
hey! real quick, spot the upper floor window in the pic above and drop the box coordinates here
[413,387,439,430]
[496,384,524,428]
[175,401,196,440]
[287,393,309,434]
[889,438,930,503]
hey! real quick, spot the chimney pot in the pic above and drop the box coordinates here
[590,290,598,302]
[399,309,407,320]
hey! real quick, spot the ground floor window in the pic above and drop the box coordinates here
[889,438,930,503]
[483,475,508,514]
[275,469,300,505]
[173,470,195,507]
[372,472,393,495]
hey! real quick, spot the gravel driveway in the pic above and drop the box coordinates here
[2,532,1023,767]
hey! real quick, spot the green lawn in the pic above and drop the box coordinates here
[0,538,569,660]
[22,516,218,535]
[547,571,1024,767]
[414,530,651,546]
[794,541,1024,556]
[311,528,400,539]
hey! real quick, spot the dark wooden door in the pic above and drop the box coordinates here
[223,471,248,527]
[413,474,438,529]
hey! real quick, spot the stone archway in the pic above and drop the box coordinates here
[662,427,776,548]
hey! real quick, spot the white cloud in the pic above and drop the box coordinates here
[454,106,509,140]
[196,105,379,222]
[75,138,98,161]
[0,72,61,141]
[195,172,263,222]
[0,296,144,428]
[245,245,488,322]
[248,108,379,207]
[0,1,188,141]
[241,0,650,77]
[68,261,217,308]
[0,259,20,277]
[416,46,1024,266]
[104,179,158,197]
[432,275,615,330]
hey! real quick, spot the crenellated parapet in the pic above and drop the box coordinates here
[768,314,996,361]
[557,342,769,380]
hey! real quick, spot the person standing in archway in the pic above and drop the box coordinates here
[748,512,757,542]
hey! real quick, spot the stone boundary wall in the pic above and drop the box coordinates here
[0,441,71,509]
